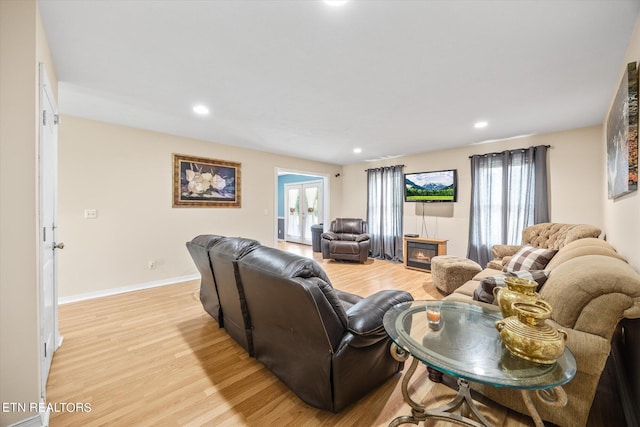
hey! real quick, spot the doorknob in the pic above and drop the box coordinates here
[53,242,64,250]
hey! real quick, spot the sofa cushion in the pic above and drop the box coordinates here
[472,268,503,281]
[453,280,479,298]
[545,238,625,270]
[503,245,557,272]
[472,270,550,304]
[329,240,361,255]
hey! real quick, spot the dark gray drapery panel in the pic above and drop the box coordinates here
[467,145,549,267]
[366,165,404,262]
[533,146,549,224]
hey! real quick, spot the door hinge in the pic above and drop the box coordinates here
[44,342,47,358]
[43,111,59,126]
[43,227,46,242]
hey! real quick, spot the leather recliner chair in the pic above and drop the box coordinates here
[321,218,370,263]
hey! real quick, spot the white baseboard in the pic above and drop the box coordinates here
[7,415,42,427]
[58,274,200,305]
[6,402,48,427]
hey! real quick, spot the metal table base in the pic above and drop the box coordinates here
[389,344,568,427]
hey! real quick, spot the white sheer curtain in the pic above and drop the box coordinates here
[467,146,549,266]
[367,165,404,262]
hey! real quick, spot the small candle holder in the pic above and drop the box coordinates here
[427,305,441,330]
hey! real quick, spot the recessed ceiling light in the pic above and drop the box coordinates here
[193,105,210,115]
[474,121,488,129]
[353,147,362,154]
[324,0,348,7]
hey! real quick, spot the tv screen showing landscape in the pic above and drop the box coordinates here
[404,169,457,202]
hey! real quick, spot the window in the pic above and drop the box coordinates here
[467,146,549,266]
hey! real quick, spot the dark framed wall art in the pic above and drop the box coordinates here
[606,61,639,199]
[173,154,241,208]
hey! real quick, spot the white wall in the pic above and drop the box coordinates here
[0,1,58,426]
[54,13,640,302]
[57,116,343,298]
[341,126,604,258]
[603,13,640,271]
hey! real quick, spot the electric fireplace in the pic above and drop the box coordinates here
[403,237,448,272]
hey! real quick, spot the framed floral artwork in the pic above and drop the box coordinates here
[173,154,241,208]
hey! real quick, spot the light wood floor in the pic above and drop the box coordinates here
[46,242,617,426]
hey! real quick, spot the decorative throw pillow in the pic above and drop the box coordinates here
[472,270,551,304]
[503,246,557,273]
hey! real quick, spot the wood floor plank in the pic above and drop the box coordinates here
[46,242,617,426]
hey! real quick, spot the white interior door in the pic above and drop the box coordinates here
[284,180,323,245]
[39,63,61,395]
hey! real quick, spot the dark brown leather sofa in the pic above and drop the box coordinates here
[321,218,370,263]
[208,237,261,354]
[186,235,413,412]
[185,234,226,324]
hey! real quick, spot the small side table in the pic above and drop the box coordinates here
[383,301,577,427]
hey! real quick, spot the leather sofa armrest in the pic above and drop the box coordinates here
[334,289,363,306]
[347,290,413,338]
[321,232,338,241]
[355,234,370,243]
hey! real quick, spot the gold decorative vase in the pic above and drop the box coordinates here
[493,277,540,318]
[495,301,567,365]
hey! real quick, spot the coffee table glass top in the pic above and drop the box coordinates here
[383,300,577,390]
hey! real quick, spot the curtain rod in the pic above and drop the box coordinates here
[364,164,405,172]
[468,145,551,159]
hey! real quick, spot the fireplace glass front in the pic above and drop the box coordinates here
[406,241,438,271]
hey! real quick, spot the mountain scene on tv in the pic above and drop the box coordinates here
[405,171,455,201]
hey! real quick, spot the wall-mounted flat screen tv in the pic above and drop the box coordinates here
[404,169,458,202]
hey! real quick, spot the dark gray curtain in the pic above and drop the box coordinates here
[467,145,549,266]
[366,165,404,262]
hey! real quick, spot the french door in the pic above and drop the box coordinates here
[284,180,323,245]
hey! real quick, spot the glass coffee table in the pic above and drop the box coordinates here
[383,300,577,427]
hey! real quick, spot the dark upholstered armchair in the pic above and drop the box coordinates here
[321,218,370,263]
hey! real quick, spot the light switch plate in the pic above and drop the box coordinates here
[84,209,97,219]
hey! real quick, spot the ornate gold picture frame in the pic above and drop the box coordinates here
[173,154,241,208]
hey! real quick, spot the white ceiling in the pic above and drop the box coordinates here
[38,0,640,165]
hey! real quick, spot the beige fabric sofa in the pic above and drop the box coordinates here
[446,237,640,426]
[487,222,602,270]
